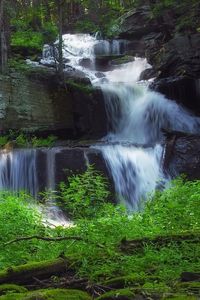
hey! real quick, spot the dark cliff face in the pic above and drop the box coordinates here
[118,5,200,115]
[164,133,200,180]
[0,67,107,139]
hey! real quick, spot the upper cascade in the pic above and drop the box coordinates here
[40,33,200,209]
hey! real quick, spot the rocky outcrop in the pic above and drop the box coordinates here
[0,67,107,139]
[117,5,200,113]
[163,132,200,179]
[0,69,73,135]
[118,6,165,40]
[147,33,200,79]
[151,77,200,115]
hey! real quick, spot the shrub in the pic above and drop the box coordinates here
[59,165,110,219]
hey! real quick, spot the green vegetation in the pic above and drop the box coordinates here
[0,170,199,298]
[0,132,57,148]
[59,165,110,219]
[0,284,27,295]
[10,6,58,56]
[0,289,91,300]
[149,0,200,33]
[66,80,94,95]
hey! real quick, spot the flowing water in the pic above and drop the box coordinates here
[0,149,38,197]
[1,34,200,213]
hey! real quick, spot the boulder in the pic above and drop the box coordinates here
[150,76,200,114]
[163,132,200,179]
[147,33,200,79]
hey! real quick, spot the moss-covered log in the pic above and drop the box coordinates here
[120,232,200,253]
[0,258,68,284]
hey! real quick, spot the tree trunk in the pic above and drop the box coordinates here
[0,258,68,284]
[57,0,63,77]
[120,232,200,253]
[0,0,8,73]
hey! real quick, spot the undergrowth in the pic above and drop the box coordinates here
[0,170,199,287]
[0,131,57,148]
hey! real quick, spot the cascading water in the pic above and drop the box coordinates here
[41,33,200,209]
[44,148,68,227]
[0,149,38,197]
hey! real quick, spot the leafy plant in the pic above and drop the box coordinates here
[0,136,9,147]
[31,135,57,147]
[15,133,28,147]
[59,165,110,219]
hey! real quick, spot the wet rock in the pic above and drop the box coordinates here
[68,84,107,139]
[150,76,200,114]
[118,6,200,84]
[139,68,157,81]
[163,133,200,179]
[148,33,200,79]
[35,146,113,195]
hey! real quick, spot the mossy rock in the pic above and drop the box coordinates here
[142,282,171,293]
[164,294,198,300]
[110,56,135,65]
[0,284,27,296]
[0,288,92,300]
[66,79,94,94]
[96,288,135,300]
[103,274,163,289]
[103,274,146,288]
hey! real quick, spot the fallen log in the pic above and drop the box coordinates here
[0,258,69,284]
[4,235,83,246]
[120,232,200,253]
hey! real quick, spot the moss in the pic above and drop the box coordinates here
[142,282,171,293]
[0,289,92,300]
[111,56,135,65]
[0,258,67,284]
[66,80,94,95]
[8,59,31,72]
[165,295,198,300]
[0,284,27,295]
[96,288,135,300]
[103,273,146,288]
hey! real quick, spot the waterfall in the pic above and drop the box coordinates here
[40,33,200,209]
[0,149,38,197]
[2,34,200,212]
[44,148,68,227]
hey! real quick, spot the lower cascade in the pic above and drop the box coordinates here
[1,33,200,211]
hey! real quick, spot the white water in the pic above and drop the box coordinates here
[42,33,200,209]
[44,148,68,227]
